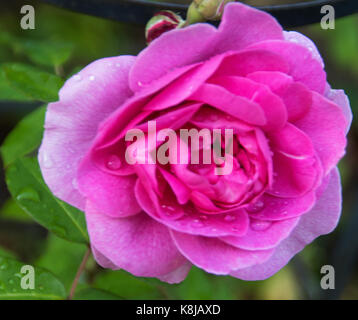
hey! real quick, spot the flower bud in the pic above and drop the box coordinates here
[186,0,235,25]
[145,11,184,44]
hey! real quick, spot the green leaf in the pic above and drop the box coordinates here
[0,255,66,300]
[74,288,123,300]
[0,199,31,222]
[5,157,89,244]
[1,63,64,102]
[93,270,162,300]
[1,106,46,167]
[36,234,87,291]
[21,40,74,68]
[0,67,32,101]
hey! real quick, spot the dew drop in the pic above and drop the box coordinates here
[191,219,204,228]
[199,215,208,221]
[73,74,81,81]
[224,214,236,222]
[8,279,14,285]
[106,155,121,170]
[246,200,264,213]
[89,75,95,81]
[137,81,143,87]
[115,63,121,68]
[161,204,176,215]
[211,228,217,232]
[42,152,53,169]
[16,187,40,203]
[72,178,79,190]
[250,220,271,231]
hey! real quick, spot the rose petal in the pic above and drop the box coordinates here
[247,40,326,94]
[171,231,274,274]
[189,83,266,126]
[294,91,347,174]
[85,201,188,278]
[220,217,300,250]
[230,167,342,280]
[77,155,141,218]
[38,56,136,210]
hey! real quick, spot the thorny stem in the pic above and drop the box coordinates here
[68,247,91,300]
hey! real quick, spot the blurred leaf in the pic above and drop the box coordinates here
[1,63,64,102]
[170,267,237,300]
[0,219,47,262]
[5,157,89,244]
[93,270,162,300]
[74,288,123,300]
[1,105,46,167]
[0,255,66,300]
[0,67,32,101]
[36,234,87,291]
[0,198,31,222]
[0,247,16,259]
[20,40,74,68]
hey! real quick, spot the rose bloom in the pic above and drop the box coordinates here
[39,3,352,283]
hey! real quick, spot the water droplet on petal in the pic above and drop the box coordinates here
[42,152,53,169]
[72,178,79,190]
[89,75,95,81]
[211,228,217,232]
[246,200,264,213]
[161,205,176,215]
[250,220,271,231]
[191,219,204,228]
[73,74,81,81]
[199,215,208,221]
[224,214,236,222]
[138,81,143,87]
[106,155,121,170]
[16,187,40,203]
[115,63,121,67]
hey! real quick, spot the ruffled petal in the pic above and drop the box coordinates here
[171,231,274,274]
[230,167,342,280]
[220,217,300,250]
[85,201,188,278]
[39,56,136,210]
[294,92,347,174]
[247,40,326,94]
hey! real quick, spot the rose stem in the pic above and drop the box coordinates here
[68,247,91,300]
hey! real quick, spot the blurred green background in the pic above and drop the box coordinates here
[0,0,357,300]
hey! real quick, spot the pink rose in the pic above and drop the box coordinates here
[39,3,352,283]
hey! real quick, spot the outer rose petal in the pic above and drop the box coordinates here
[77,155,141,218]
[326,88,352,134]
[129,2,283,91]
[230,167,342,280]
[85,202,188,279]
[38,56,136,210]
[294,92,347,174]
[220,217,300,250]
[214,2,284,54]
[171,231,274,274]
[247,40,326,94]
[92,245,191,284]
[284,31,324,67]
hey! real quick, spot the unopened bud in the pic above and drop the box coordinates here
[186,0,235,25]
[145,11,184,44]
